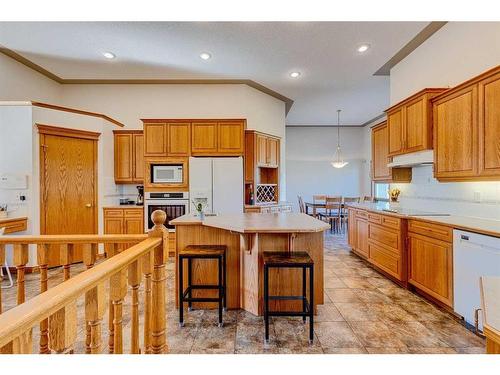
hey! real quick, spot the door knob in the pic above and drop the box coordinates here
[85,203,92,208]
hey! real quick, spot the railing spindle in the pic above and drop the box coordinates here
[37,244,50,354]
[83,243,98,353]
[60,243,74,281]
[49,302,77,354]
[110,268,127,354]
[142,250,154,354]
[107,243,117,353]
[85,282,105,354]
[149,211,168,354]
[128,260,141,354]
[13,244,29,305]
[0,244,4,314]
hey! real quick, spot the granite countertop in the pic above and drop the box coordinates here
[170,212,329,233]
[346,202,500,238]
[481,277,500,335]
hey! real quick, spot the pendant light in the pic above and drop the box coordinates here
[331,109,349,169]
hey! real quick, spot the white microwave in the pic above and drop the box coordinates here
[151,164,184,184]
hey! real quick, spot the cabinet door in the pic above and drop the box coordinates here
[371,123,391,180]
[434,85,478,179]
[405,96,428,152]
[387,108,405,156]
[133,133,144,182]
[256,134,268,166]
[218,122,244,155]
[167,123,191,156]
[104,216,124,254]
[479,71,500,176]
[356,219,369,258]
[347,210,357,249]
[114,133,133,183]
[408,233,453,307]
[266,137,279,167]
[144,123,167,156]
[191,122,218,155]
[245,132,255,182]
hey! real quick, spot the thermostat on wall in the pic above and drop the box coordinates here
[0,174,28,189]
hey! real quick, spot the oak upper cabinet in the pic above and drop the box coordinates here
[386,88,446,157]
[256,133,268,166]
[113,130,144,184]
[266,137,279,168]
[167,122,191,156]
[255,133,279,168]
[408,220,453,307]
[191,122,218,155]
[371,121,412,183]
[479,70,500,177]
[218,121,245,155]
[144,123,167,156]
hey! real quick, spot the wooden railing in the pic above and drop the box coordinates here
[0,210,168,354]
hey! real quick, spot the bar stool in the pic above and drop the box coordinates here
[178,245,227,327]
[263,251,314,344]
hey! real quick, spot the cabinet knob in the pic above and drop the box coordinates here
[85,203,92,208]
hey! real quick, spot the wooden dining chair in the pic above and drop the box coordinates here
[297,195,306,214]
[312,195,327,216]
[318,197,342,233]
[363,196,374,202]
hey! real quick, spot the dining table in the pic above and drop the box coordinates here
[304,202,326,217]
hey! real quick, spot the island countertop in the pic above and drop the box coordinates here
[170,212,330,233]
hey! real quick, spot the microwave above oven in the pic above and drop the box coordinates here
[151,164,184,184]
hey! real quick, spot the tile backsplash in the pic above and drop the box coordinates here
[392,165,500,220]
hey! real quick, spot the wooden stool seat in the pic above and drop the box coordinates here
[263,251,313,266]
[180,245,226,257]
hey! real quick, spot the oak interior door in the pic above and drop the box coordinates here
[39,127,99,267]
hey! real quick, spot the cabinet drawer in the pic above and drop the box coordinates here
[408,219,453,243]
[355,210,368,220]
[381,215,401,230]
[368,212,382,225]
[368,224,401,252]
[104,209,124,218]
[1,220,27,234]
[124,209,144,218]
[369,242,401,280]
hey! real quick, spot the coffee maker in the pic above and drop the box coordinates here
[136,185,144,206]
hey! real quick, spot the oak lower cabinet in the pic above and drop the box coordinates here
[103,207,145,253]
[408,220,453,307]
[347,209,368,259]
[113,130,144,184]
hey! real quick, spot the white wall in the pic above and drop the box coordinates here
[286,126,371,210]
[388,22,500,219]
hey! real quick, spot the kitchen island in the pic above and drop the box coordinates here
[170,212,329,315]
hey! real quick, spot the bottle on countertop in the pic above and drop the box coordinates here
[249,185,254,205]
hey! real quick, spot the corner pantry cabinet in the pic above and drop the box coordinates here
[385,88,446,156]
[433,65,500,181]
[113,130,144,184]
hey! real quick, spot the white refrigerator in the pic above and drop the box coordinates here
[189,157,244,214]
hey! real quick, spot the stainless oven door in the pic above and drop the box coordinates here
[145,200,189,230]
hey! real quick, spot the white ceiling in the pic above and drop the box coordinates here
[0,22,429,125]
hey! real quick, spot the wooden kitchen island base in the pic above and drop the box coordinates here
[171,213,329,316]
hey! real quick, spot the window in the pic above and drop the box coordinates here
[374,183,389,201]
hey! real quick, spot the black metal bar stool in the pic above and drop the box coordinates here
[263,251,314,344]
[178,245,227,327]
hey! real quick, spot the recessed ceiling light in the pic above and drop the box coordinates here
[357,44,370,53]
[200,52,212,60]
[103,52,116,59]
[290,71,301,78]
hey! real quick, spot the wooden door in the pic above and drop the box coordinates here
[266,137,279,167]
[479,71,500,176]
[371,122,391,181]
[217,122,244,155]
[256,134,268,166]
[144,123,167,156]
[114,133,133,183]
[356,219,369,258]
[387,108,405,156]
[191,122,218,155]
[434,85,478,179]
[133,133,144,182]
[167,123,191,156]
[408,233,453,307]
[405,96,428,152]
[39,127,99,267]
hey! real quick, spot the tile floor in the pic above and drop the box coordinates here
[1,232,486,354]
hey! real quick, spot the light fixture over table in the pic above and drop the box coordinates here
[331,109,349,169]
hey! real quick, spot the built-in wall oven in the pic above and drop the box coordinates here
[144,192,189,231]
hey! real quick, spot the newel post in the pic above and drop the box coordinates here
[149,210,168,354]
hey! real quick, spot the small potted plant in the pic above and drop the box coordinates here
[388,188,401,208]
[0,204,7,219]
[192,198,208,220]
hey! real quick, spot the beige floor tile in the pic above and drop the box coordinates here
[341,277,378,289]
[335,302,380,322]
[385,320,449,348]
[366,347,410,354]
[350,321,407,348]
[354,289,394,303]
[315,303,345,322]
[325,288,361,303]
[315,321,364,349]
[419,319,486,348]
[408,347,458,354]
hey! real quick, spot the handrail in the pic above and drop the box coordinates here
[0,237,161,348]
[0,234,148,244]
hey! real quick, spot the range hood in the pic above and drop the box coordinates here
[387,150,434,168]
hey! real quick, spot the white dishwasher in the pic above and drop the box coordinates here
[453,229,500,331]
